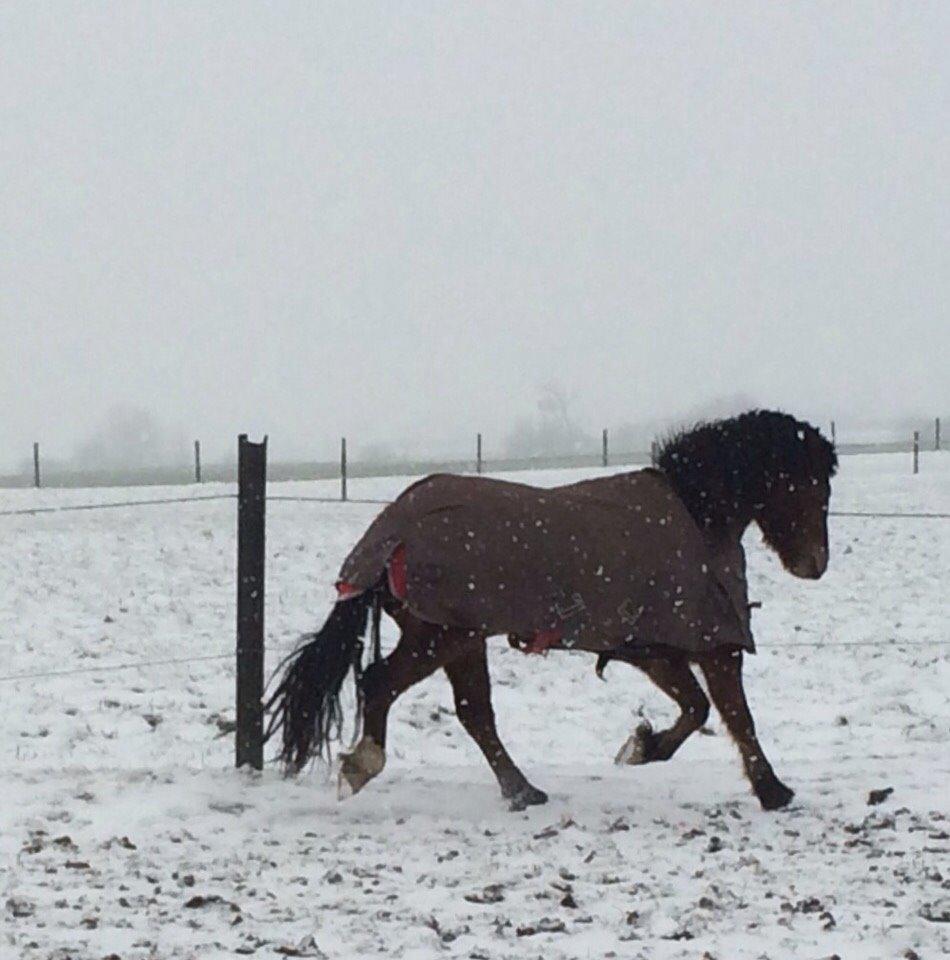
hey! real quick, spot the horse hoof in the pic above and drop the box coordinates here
[337,737,385,800]
[337,775,355,801]
[757,779,795,811]
[614,720,656,765]
[507,785,549,812]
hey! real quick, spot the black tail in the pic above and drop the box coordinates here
[264,592,376,772]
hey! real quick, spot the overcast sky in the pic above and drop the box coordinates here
[1,2,947,467]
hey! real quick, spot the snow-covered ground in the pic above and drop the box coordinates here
[2,453,948,959]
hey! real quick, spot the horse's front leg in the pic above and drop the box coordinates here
[605,652,710,765]
[696,647,794,810]
[444,640,548,811]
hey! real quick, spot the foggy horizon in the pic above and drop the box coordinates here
[2,3,947,474]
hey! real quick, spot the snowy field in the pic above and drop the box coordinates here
[2,453,948,959]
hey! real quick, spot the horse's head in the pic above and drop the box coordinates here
[654,410,838,574]
[754,426,836,580]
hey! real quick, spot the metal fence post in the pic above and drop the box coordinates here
[194,440,202,483]
[236,434,267,771]
[476,433,482,474]
[913,431,919,475]
[602,428,608,468]
[341,437,347,501]
[830,420,836,446]
[936,417,941,451]
[33,442,40,488]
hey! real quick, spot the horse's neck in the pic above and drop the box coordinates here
[702,518,749,563]
[703,524,751,613]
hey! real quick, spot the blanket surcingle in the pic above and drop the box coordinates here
[336,470,755,655]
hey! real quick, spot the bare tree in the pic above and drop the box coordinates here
[72,405,187,470]
[505,382,593,457]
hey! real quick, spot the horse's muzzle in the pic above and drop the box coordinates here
[790,546,828,580]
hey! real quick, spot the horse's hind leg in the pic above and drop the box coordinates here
[696,648,794,811]
[340,613,476,797]
[612,655,710,765]
[443,640,548,811]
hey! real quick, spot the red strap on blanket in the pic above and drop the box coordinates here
[387,543,408,600]
[524,628,562,655]
[336,543,408,602]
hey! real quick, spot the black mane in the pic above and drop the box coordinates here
[653,410,837,534]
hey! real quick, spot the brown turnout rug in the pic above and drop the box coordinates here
[336,470,754,655]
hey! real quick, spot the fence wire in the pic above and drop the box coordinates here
[1,488,947,520]
[268,497,950,520]
[0,494,236,517]
[1,636,947,685]
[1,480,945,685]
[0,653,232,683]
[831,510,950,520]
[268,495,392,506]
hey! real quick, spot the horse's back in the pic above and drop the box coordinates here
[336,470,754,654]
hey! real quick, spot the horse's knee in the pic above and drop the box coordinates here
[454,697,474,725]
[689,693,710,728]
[454,695,490,732]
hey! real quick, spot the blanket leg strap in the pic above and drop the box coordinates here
[524,628,562,655]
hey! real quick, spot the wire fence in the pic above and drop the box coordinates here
[1,461,946,688]
[0,493,236,517]
[267,495,392,506]
[0,653,233,683]
[1,635,946,686]
[830,510,950,519]
[270,496,950,520]
[2,490,946,520]
[4,416,945,492]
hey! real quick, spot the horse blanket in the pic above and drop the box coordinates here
[336,470,755,655]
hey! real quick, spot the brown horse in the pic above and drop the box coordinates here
[266,410,836,811]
